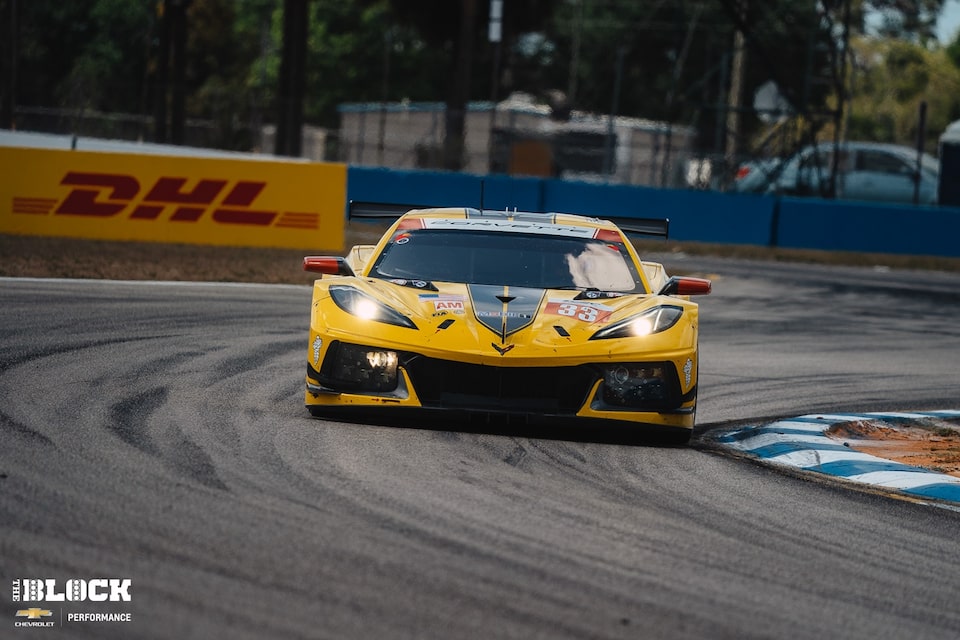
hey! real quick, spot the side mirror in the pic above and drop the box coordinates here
[657,276,711,296]
[303,256,355,276]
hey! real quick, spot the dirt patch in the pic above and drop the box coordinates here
[6,225,960,285]
[0,223,391,284]
[826,419,960,478]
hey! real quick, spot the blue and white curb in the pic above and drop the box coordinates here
[713,411,960,504]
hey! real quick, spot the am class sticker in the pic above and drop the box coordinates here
[419,293,466,313]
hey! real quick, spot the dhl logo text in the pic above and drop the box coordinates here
[12,172,320,229]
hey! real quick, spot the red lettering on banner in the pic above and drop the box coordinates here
[55,172,140,217]
[170,207,206,222]
[221,181,266,206]
[212,209,278,226]
[142,177,228,222]
[129,204,164,220]
[144,177,228,204]
[274,212,320,229]
[32,173,317,229]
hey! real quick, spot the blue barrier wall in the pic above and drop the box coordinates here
[346,167,484,209]
[347,166,960,258]
[776,197,960,256]
[538,181,776,246]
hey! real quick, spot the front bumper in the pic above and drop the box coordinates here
[306,339,698,429]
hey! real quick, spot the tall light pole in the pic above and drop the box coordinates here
[725,2,747,164]
[567,0,583,106]
[487,0,503,172]
[2,0,17,129]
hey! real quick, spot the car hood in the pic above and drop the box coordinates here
[318,278,693,357]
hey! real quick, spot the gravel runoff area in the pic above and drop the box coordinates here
[3,224,960,475]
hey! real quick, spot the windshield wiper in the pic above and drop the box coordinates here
[572,288,626,300]
[540,285,629,299]
[376,274,439,291]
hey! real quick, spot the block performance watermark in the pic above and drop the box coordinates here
[10,578,133,629]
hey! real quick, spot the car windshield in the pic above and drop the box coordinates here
[370,228,645,292]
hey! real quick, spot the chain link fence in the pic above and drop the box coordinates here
[335,94,713,190]
[12,100,782,193]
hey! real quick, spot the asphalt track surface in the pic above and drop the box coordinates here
[2,257,960,640]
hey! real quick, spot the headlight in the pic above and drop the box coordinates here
[320,342,399,392]
[329,285,417,329]
[601,364,668,407]
[589,305,683,340]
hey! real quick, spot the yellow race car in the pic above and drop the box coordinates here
[303,207,710,443]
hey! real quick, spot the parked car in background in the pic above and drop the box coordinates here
[733,142,940,205]
[730,158,781,194]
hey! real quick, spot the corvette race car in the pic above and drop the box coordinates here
[303,206,710,443]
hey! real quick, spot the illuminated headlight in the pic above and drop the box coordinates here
[321,342,399,392]
[329,285,417,329]
[601,364,667,407]
[589,305,683,340]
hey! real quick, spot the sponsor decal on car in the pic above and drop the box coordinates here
[421,217,597,238]
[544,300,613,323]
[419,294,466,313]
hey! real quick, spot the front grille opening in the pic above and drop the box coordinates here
[403,356,596,414]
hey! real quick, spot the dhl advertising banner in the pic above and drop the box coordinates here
[1,146,346,250]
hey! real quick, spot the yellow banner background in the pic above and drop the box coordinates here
[0,147,346,250]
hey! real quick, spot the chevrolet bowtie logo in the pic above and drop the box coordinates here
[17,608,53,620]
[491,343,515,356]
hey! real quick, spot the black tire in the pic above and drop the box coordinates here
[659,427,692,446]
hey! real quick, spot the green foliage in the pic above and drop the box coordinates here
[947,31,960,69]
[12,0,154,112]
[537,0,840,154]
[6,0,958,156]
[846,36,960,150]
[864,0,945,44]
[182,0,266,145]
[296,0,443,126]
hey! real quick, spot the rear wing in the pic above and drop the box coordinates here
[348,200,433,220]
[347,200,670,239]
[603,217,670,240]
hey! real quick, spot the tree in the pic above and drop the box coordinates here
[947,30,960,69]
[532,0,841,158]
[299,0,439,126]
[376,0,559,170]
[864,0,945,44]
[9,1,154,115]
[275,0,308,155]
[6,0,958,162]
[844,36,960,150]
[183,0,269,148]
